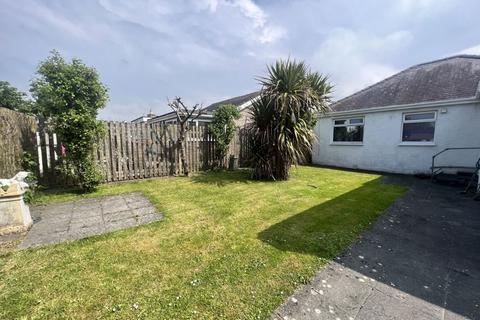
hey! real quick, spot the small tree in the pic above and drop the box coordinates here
[168,97,205,176]
[250,59,332,180]
[208,104,240,168]
[0,81,33,113]
[30,50,108,191]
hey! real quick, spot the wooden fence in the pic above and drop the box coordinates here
[0,107,252,185]
[35,121,250,185]
[0,107,37,178]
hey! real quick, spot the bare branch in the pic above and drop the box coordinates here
[167,97,206,125]
[176,98,188,113]
[191,104,206,121]
[164,96,206,176]
[168,97,182,123]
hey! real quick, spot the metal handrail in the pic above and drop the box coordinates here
[463,157,480,195]
[431,147,480,178]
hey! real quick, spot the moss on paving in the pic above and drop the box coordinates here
[0,166,406,319]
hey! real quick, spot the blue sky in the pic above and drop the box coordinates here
[1,0,479,120]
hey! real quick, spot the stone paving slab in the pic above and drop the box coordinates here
[272,177,480,320]
[19,192,163,249]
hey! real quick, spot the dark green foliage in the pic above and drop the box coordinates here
[208,104,241,167]
[0,81,33,113]
[30,50,108,117]
[53,144,104,193]
[30,50,108,192]
[21,151,38,203]
[250,59,333,180]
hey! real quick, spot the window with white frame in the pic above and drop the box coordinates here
[333,117,364,142]
[401,111,436,142]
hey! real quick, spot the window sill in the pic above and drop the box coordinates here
[330,142,364,146]
[398,142,436,147]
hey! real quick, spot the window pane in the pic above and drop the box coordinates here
[333,125,364,142]
[334,120,346,125]
[404,112,435,121]
[402,122,435,142]
[349,118,363,125]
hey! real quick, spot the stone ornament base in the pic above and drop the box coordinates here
[0,184,33,235]
[0,224,30,236]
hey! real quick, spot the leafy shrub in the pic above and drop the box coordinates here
[208,104,240,168]
[21,151,38,203]
[0,81,33,113]
[30,50,108,192]
[77,160,103,192]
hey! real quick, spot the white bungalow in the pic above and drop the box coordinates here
[312,55,480,177]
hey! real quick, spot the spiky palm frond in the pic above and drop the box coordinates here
[306,72,333,113]
[249,59,332,180]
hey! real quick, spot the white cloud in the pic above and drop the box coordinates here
[99,0,285,45]
[232,0,266,28]
[99,99,167,121]
[458,44,480,55]
[311,28,412,98]
[396,0,436,11]
[229,0,286,43]
[395,0,452,13]
[259,25,287,44]
[370,31,413,51]
[3,1,90,40]
[391,0,455,21]
[203,0,219,12]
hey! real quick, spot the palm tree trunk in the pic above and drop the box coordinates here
[273,156,289,180]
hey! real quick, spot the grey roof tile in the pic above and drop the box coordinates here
[332,55,480,112]
[204,91,260,112]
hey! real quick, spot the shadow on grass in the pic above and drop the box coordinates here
[259,176,480,319]
[31,186,87,205]
[258,178,390,259]
[36,186,85,196]
[191,169,255,186]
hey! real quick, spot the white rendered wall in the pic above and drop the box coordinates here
[312,103,480,174]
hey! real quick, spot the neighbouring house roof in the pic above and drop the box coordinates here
[204,91,260,112]
[131,112,156,123]
[332,55,480,112]
[146,92,260,124]
[148,111,176,122]
[149,111,213,123]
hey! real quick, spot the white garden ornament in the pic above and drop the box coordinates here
[0,171,33,235]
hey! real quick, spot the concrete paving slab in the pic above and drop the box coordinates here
[355,289,442,320]
[19,193,163,249]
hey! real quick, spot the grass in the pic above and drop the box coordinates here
[0,166,406,319]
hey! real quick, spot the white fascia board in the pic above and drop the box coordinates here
[154,113,213,121]
[238,96,260,111]
[320,97,479,118]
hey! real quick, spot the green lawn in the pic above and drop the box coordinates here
[0,166,406,319]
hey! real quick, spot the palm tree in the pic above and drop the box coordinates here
[249,59,332,180]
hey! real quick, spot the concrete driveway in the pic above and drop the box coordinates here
[273,176,480,320]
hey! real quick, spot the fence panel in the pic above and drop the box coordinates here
[0,107,37,178]
[28,120,250,185]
